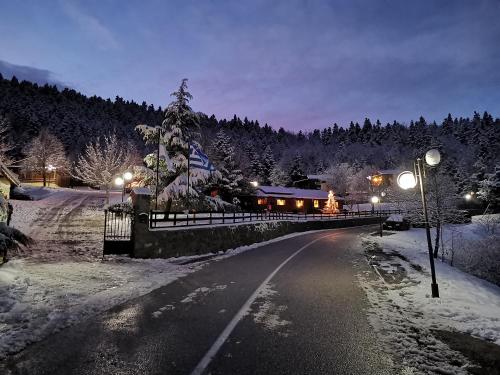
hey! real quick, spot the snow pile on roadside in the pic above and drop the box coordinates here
[357,222,500,373]
[382,215,500,285]
[0,257,203,358]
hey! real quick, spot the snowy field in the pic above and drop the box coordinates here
[357,215,500,374]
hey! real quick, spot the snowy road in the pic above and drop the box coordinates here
[10,189,120,261]
[2,227,397,374]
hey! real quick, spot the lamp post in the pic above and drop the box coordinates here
[371,196,382,237]
[397,149,441,298]
[47,164,57,187]
[115,172,133,202]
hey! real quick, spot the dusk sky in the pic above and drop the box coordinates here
[1,0,499,131]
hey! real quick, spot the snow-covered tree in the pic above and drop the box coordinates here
[260,145,275,185]
[288,154,306,185]
[22,128,68,187]
[477,164,500,206]
[269,165,290,186]
[324,163,355,196]
[0,195,33,264]
[210,129,243,200]
[136,79,214,210]
[73,133,134,203]
[0,116,14,166]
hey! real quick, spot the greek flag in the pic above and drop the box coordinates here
[189,144,216,172]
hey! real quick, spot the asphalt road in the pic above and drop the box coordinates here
[4,226,396,375]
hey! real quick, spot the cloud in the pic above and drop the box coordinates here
[0,60,67,88]
[61,1,119,50]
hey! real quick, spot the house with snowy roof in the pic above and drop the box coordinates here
[242,185,344,213]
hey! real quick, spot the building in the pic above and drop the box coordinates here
[367,169,402,191]
[242,185,344,213]
[0,161,20,198]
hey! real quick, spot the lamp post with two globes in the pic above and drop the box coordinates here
[114,171,134,202]
[397,149,441,298]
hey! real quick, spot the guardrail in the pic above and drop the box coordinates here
[149,209,402,229]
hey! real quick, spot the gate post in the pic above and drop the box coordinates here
[130,187,152,258]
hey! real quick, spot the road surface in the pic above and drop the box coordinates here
[4,227,396,374]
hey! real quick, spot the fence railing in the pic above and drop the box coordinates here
[149,209,402,229]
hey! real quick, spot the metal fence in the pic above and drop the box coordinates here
[103,209,134,255]
[149,209,402,229]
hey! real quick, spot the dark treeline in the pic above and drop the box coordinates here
[0,74,498,194]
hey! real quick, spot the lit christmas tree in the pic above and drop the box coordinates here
[323,190,339,214]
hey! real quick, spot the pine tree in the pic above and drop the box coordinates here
[260,145,275,185]
[210,129,243,200]
[269,165,290,186]
[288,154,306,186]
[477,164,500,206]
[136,79,213,208]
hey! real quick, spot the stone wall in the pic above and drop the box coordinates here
[130,189,384,259]
[132,215,383,259]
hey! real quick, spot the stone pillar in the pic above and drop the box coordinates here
[130,187,152,257]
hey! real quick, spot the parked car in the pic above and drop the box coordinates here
[383,214,411,230]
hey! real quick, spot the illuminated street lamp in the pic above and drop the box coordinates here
[45,164,58,187]
[250,181,259,187]
[123,171,133,182]
[115,172,133,202]
[370,196,379,204]
[114,176,124,187]
[397,149,441,298]
[465,193,472,201]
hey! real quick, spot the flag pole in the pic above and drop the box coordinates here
[155,127,160,210]
[187,143,190,212]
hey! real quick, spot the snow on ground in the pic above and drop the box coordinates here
[0,226,326,359]
[357,216,500,374]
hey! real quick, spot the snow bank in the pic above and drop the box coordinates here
[357,219,500,373]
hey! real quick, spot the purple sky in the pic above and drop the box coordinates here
[1,0,499,131]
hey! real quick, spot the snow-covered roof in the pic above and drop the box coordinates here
[0,160,20,186]
[306,174,332,181]
[377,169,401,176]
[132,187,152,195]
[256,186,343,200]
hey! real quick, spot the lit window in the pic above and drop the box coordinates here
[257,198,267,205]
[313,200,319,208]
[277,199,286,206]
[296,199,304,208]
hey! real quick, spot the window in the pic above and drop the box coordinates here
[296,199,304,208]
[313,200,319,208]
[277,199,286,206]
[257,198,267,205]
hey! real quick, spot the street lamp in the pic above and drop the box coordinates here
[115,172,133,202]
[397,149,441,298]
[465,193,472,201]
[371,196,383,237]
[46,164,57,187]
[250,181,259,187]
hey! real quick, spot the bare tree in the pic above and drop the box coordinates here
[22,128,68,186]
[0,116,14,166]
[73,133,133,203]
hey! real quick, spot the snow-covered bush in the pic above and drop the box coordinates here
[106,202,134,215]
